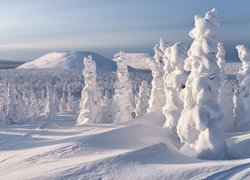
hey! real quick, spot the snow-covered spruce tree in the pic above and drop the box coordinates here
[135,80,149,117]
[113,55,134,123]
[162,42,189,131]
[147,39,168,112]
[5,84,27,124]
[77,55,102,125]
[216,42,234,132]
[234,45,250,130]
[66,85,77,113]
[44,85,57,117]
[28,88,40,118]
[59,92,67,113]
[53,87,60,113]
[22,87,31,116]
[236,45,250,81]
[176,9,227,159]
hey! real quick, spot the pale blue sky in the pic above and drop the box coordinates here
[0,0,249,61]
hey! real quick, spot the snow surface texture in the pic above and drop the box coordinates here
[114,51,151,70]
[177,9,227,159]
[18,51,117,72]
[0,113,249,179]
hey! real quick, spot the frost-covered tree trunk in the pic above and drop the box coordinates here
[234,45,250,130]
[113,56,134,123]
[176,9,227,159]
[77,55,102,125]
[135,80,149,117]
[216,42,234,132]
[147,39,168,112]
[162,42,188,131]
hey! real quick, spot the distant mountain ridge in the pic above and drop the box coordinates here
[17,51,117,72]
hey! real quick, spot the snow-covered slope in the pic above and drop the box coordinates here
[17,51,117,72]
[0,112,250,179]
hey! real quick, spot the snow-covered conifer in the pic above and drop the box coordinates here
[44,85,57,117]
[216,42,234,131]
[147,39,168,112]
[236,45,250,81]
[66,86,77,113]
[53,87,60,113]
[5,84,27,123]
[77,55,102,125]
[176,9,227,159]
[28,88,40,118]
[234,45,250,130]
[135,80,149,117]
[113,55,134,123]
[162,42,188,131]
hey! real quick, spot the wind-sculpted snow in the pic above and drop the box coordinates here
[0,113,249,179]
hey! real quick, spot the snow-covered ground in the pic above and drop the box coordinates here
[0,112,249,179]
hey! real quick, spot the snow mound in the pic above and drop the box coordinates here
[17,51,117,72]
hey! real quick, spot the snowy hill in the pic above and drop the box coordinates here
[17,51,117,72]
